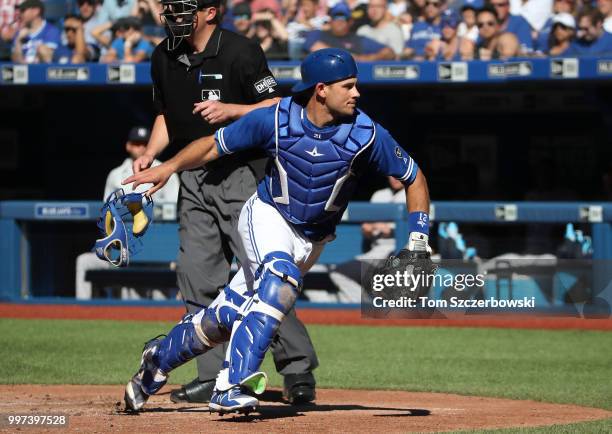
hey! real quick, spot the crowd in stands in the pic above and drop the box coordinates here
[1,0,611,63]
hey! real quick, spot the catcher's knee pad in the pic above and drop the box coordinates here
[228,252,302,385]
[153,314,209,373]
[195,286,250,345]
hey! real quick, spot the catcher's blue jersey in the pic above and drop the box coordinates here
[215,97,418,239]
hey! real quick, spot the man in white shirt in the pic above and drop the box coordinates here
[104,126,179,201]
[76,126,179,299]
[356,0,405,56]
[599,0,612,32]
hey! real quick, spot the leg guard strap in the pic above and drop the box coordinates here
[153,314,209,373]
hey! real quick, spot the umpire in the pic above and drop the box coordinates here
[133,0,318,404]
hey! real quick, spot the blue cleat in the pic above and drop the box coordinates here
[208,386,259,414]
[124,336,168,411]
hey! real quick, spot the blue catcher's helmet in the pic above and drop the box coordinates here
[94,189,154,267]
[291,48,358,93]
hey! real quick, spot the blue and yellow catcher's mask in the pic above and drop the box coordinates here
[94,189,154,267]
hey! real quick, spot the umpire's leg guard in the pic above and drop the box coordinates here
[217,251,302,392]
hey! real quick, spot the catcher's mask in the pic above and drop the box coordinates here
[160,0,219,50]
[94,189,154,267]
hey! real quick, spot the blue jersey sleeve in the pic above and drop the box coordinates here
[368,123,418,185]
[359,35,387,54]
[507,15,534,51]
[302,30,323,52]
[135,39,154,57]
[215,104,276,156]
[111,38,123,54]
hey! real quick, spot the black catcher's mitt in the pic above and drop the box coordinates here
[373,249,438,301]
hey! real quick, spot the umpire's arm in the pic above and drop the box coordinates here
[123,134,219,196]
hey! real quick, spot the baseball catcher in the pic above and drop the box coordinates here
[121,48,431,414]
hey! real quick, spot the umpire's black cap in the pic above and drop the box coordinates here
[198,0,221,7]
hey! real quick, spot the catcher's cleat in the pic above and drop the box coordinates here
[208,386,259,414]
[124,336,168,411]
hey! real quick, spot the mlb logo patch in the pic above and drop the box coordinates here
[201,89,221,101]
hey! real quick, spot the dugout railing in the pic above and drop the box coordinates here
[0,200,611,304]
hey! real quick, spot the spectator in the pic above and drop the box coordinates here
[98,0,136,23]
[11,0,61,64]
[357,0,405,57]
[78,0,106,61]
[599,0,612,33]
[547,12,577,55]
[402,0,443,60]
[488,0,534,53]
[535,0,576,53]
[131,0,165,43]
[389,0,409,18]
[338,0,369,31]
[457,0,483,42]
[251,10,289,59]
[425,10,462,60]
[75,126,179,301]
[510,0,553,36]
[37,14,89,63]
[304,2,395,60]
[244,0,282,19]
[0,0,21,60]
[395,0,423,41]
[91,20,122,55]
[232,2,255,37]
[286,0,329,59]
[460,5,520,59]
[407,0,426,23]
[100,17,153,63]
[575,8,612,55]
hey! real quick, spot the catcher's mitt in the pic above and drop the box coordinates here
[371,249,438,302]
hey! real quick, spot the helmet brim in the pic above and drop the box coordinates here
[291,81,314,94]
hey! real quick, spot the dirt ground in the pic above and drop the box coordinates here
[1,303,610,330]
[0,385,610,433]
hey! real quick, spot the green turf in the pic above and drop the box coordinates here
[452,417,612,433]
[1,319,611,414]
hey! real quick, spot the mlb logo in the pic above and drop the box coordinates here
[201,89,221,101]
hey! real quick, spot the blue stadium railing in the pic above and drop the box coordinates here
[1,200,611,301]
[1,57,611,86]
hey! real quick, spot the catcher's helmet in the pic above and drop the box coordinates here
[93,189,154,267]
[291,48,358,93]
[161,0,220,50]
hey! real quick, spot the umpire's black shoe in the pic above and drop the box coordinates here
[170,378,215,404]
[283,373,316,405]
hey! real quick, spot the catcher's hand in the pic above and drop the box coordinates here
[375,249,438,301]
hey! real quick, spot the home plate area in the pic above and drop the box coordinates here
[1,385,611,433]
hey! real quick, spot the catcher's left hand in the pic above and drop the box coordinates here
[375,249,438,301]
